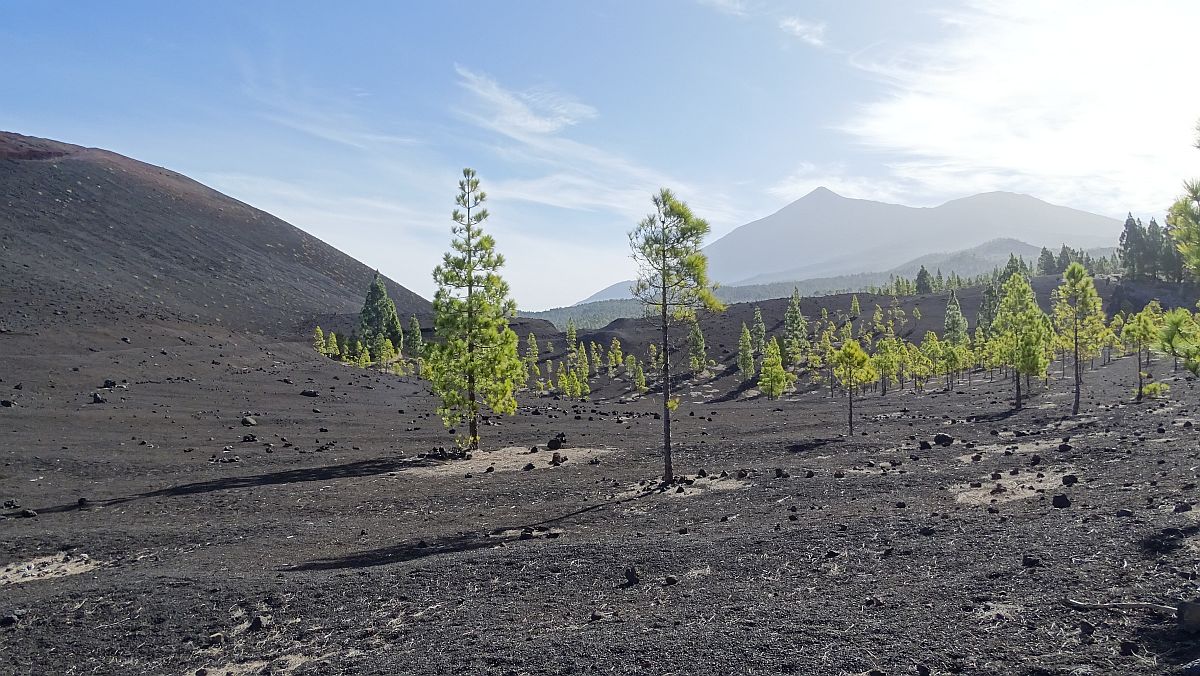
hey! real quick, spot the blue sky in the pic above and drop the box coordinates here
[3,1,1198,308]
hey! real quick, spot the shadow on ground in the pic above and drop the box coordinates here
[7,455,432,516]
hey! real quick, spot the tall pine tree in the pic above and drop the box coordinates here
[629,188,724,482]
[1052,262,1106,415]
[428,168,524,450]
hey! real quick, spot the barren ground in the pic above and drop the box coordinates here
[3,321,1200,676]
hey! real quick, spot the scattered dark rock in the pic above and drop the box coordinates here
[933,433,954,447]
[1062,474,1078,487]
[240,416,257,426]
[91,392,106,404]
[300,389,320,397]
[247,615,269,632]
[19,509,36,518]
[1051,494,1071,508]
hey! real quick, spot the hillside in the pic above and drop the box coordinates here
[0,132,429,338]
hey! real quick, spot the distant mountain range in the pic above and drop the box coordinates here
[580,187,1122,304]
[525,237,1117,330]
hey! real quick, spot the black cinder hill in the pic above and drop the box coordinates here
[0,131,428,337]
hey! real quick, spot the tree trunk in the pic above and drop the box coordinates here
[661,249,672,483]
[466,206,478,450]
[1072,320,1081,415]
[848,368,855,436]
[1015,370,1022,409]
[1136,347,1144,402]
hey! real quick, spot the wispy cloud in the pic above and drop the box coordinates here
[697,0,748,16]
[238,59,417,151]
[841,0,1200,217]
[452,66,748,229]
[778,17,826,47]
[454,65,597,136]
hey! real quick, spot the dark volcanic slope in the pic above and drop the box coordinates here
[0,132,428,337]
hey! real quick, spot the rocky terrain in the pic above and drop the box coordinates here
[2,133,1199,675]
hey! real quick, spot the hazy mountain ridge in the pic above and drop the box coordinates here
[526,238,1117,329]
[579,188,1122,304]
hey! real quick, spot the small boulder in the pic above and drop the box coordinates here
[300,389,320,397]
[240,416,257,427]
[933,433,954,447]
[1052,494,1071,508]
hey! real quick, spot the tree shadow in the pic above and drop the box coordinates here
[1139,525,1200,558]
[283,497,644,572]
[968,407,1024,423]
[786,438,838,454]
[5,455,432,517]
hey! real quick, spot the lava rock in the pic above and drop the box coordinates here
[1052,494,1071,508]
[300,389,320,397]
[933,433,954,447]
[240,416,257,426]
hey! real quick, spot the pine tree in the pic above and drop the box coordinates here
[360,272,404,351]
[687,319,707,373]
[1119,213,1147,280]
[608,338,624,378]
[324,331,340,359]
[993,273,1050,408]
[428,168,524,450]
[943,290,968,346]
[633,360,648,393]
[1001,254,1025,283]
[590,342,603,377]
[832,339,877,436]
[1122,307,1158,401]
[629,188,724,482]
[525,332,541,380]
[1052,262,1106,415]
[1037,247,1056,275]
[872,331,901,395]
[1158,307,1200,375]
[977,283,999,337]
[408,316,423,357]
[758,337,795,399]
[1168,181,1200,278]
[737,323,756,381]
[313,326,326,355]
[849,294,861,318]
[751,306,766,358]
[915,266,933,294]
[782,288,809,367]
[565,320,578,359]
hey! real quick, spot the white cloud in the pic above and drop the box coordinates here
[697,0,748,16]
[842,0,1200,218]
[453,66,750,232]
[454,65,597,136]
[779,17,827,47]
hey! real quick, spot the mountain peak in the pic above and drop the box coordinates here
[804,186,841,199]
